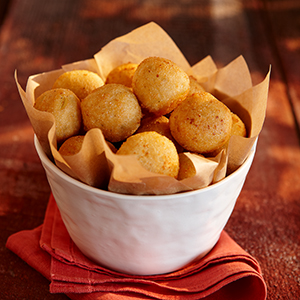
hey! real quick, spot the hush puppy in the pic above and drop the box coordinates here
[203,112,247,157]
[106,63,138,88]
[177,153,197,180]
[59,134,117,156]
[59,135,84,156]
[34,88,82,144]
[188,76,205,96]
[137,115,183,152]
[169,92,232,154]
[231,113,247,137]
[137,116,172,139]
[117,131,179,178]
[81,84,142,143]
[132,57,190,116]
[53,70,104,100]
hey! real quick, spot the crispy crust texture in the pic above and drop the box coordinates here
[177,153,197,180]
[169,92,232,154]
[59,135,84,156]
[106,63,138,88]
[34,88,82,144]
[231,113,247,137]
[137,116,172,139]
[117,131,179,178]
[53,70,104,100]
[188,76,205,96]
[132,57,190,116]
[81,84,142,143]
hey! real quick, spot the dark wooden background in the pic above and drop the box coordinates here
[0,0,299,299]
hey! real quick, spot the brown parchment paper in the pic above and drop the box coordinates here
[15,22,270,195]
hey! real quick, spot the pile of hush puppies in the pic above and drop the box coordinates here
[34,56,247,182]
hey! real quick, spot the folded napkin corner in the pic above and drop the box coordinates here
[6,194,267,300]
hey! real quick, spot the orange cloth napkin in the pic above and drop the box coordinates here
[6,194,267,300]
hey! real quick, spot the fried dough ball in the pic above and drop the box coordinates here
[34,88,82,144]
[132,57,190,116]
[137,115,183,152]
[188,76,205,95]
[117,131,179,178]
[137,116,172,139]
[169,92,232,154]
[177,153,197,180]
[205,113,247,157]
[231,113,247,137]
[53,70,104,100]
[106,63,138,88]
[59,135,84,156]
[59,135,117,156]
[81,84,142,143]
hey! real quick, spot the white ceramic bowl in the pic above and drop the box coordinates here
[34,135,256,275]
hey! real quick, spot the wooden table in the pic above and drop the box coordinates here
[0,0,299,299]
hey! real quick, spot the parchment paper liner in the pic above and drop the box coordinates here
[15,22,270,195]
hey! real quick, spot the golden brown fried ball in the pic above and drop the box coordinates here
[34,88,82,144]
[136,115,183,152]
[117,131,179,178]
[188,76,205,95]
[53,70,104,100]
[81,84,142,143]
[177,153,197,180]
[106,63,138,88]
[137,116,171,139]
[205,113,247,157]
[169,92,232,154]
[59,134,117,156]
[132,57,190,116]
[59,135,84,156]
[231,113,247,137]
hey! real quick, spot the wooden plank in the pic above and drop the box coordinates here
[0,0,10,26]
[210,1,300,299]
[0,1,81,298]
[263,0,300,139]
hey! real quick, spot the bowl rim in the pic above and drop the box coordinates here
[34,134,256,200]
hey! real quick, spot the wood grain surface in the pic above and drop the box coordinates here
[0,1,299,299]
